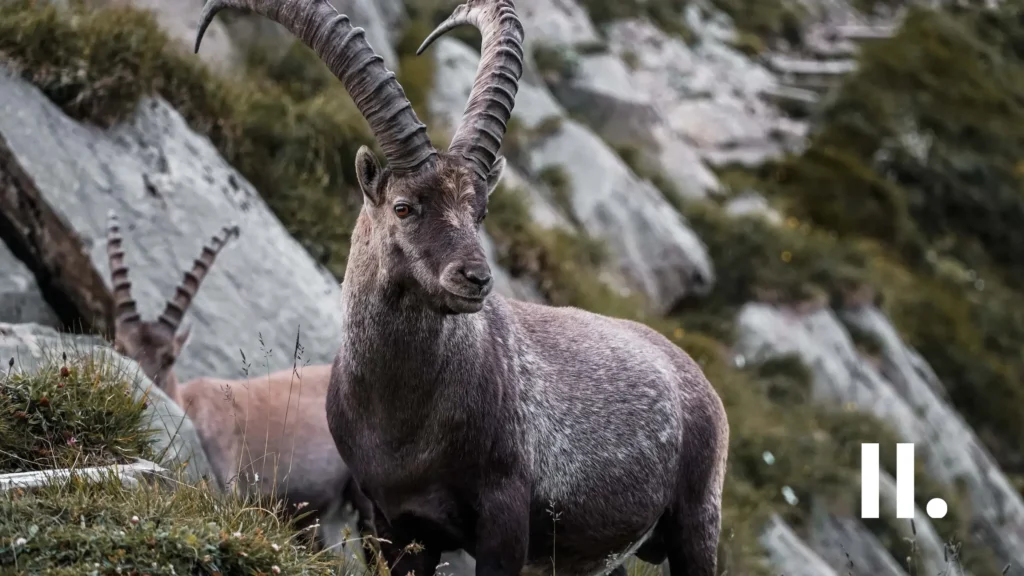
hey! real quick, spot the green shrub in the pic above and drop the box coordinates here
[531,43,579,84]
[0,474,345,575]
[0,351,154,473]
[812,5,1024,282]
[710,0,807,47]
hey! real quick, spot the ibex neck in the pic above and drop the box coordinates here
[159,372,184,407]
[340,259,486,396]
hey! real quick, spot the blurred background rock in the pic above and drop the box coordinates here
[1,0,1023,573]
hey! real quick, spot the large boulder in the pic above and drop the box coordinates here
[0,322,217,487]
[429,37,715,312]
[0,67,344,383]
[0,241,59,327]
[735,302,1024,569]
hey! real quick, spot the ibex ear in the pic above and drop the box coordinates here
[173,325,192,356]
[355,146,383,205]
[485,156,506,198]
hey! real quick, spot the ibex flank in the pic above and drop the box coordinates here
[195,0,730,575]
[104,211,374,551]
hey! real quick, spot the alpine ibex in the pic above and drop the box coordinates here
[196,0,729,574]
[104,211,374,551]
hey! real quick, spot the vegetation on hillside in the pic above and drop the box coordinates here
[737,3,1024,480]
[0,0,1014,572]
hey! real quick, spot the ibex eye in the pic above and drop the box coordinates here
[394,203,412,219]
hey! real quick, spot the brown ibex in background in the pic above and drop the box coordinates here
[104,211,374,552]
[196,0,729,574]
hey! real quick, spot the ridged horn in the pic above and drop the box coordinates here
[417,0,524,182]
[106,210,141,326]
[157,224,241,333]
[195,0,437,174]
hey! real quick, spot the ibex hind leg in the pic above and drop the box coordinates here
[660,421,727,576]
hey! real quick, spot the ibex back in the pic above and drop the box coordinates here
[104,211,373,551]
[195,1,729,574]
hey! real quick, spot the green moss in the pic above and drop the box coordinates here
[710,0,807,47]
[531,43,579,85]
[813,5,1024,282]
[395,17,437,124]
[614,145,686,213]
[765,147,921,250]
[677,199,870,338]
[0,474,345,574]
[578,0,694,43]
[0,351,155,473]
[0,0,373,277]
[536,165,575,222]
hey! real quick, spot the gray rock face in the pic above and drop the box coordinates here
[429,37,715,311]
[0,322,216,487]
[760,514,839,576]
[0,67,345,384]
[0,241,59,327]
[604,17,806,169]
[735,303,1024,570]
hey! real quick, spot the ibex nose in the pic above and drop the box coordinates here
[460,262,493,290]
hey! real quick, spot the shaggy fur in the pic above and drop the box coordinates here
[105,212,374,550]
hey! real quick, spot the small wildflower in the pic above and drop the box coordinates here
[271,543,281,552]
[131,516,140,525]
[38,396,49,407]
[67,436,77,446]
[14,537,27,547]
[202,555,212,563]
[60,366,70,378]
[272,567,281,575]
[232,531,242,539]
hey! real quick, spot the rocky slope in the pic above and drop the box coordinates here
[2,0,1024,574]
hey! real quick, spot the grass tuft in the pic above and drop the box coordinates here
[0,350,155,473]
[0,472,345,575]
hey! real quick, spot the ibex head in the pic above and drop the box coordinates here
[106,211,239,389]
[195,0,524,314]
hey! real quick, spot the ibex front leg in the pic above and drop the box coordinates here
[474,475,530,576]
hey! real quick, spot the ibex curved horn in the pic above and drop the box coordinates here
[106,210,141,326]
[194,0,437,174]
[157,224,241,333]
[417,0,524,182]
